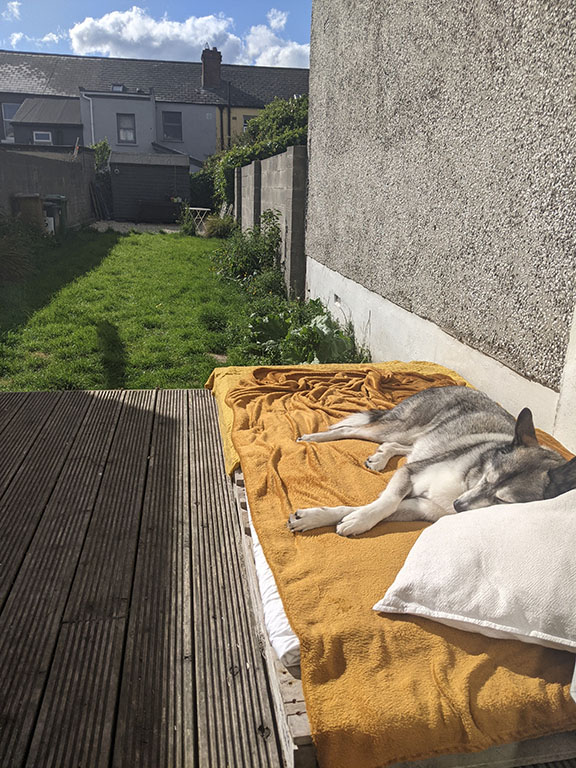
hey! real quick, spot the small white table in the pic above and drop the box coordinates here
[186,207,211,228]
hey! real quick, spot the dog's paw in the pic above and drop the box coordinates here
[296,433,315,442]
[336,510,374,537]
[365,452,388,471]
[287,506,354,532]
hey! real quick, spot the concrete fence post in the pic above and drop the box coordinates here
[241,159,261,230]
[234,166,242,225]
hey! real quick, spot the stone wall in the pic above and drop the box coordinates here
[236,145,307,297]
[307,0,576,392]
[0,146,95,227]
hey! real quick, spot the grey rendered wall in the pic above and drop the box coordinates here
[154,103,217,161]
[0,147,95,226]
[240,160,261,230]
[307,0,576,390]
[85,95,156,153]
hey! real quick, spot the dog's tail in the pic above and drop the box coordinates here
[329,411,378,430]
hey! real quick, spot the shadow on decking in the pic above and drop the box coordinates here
[0,389,282,768]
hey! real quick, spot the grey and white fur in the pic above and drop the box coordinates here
[288,385,576,537]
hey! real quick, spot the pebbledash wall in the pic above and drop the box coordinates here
[306,0,576,450]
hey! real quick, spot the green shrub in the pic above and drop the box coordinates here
[178,205,197,236]
[212,209,281,281]
[204,214,238,239]
[204,95,308,207]
[91,138,111,175]
[227,297,370,366]
[246,267,287,299]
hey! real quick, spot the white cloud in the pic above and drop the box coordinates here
[267,9,288,31]
[9,30,22,47]
[245,23,309,67]
[2,1,21,21]
[67,5,309,67]
[40,32,64,44]
[69,6,243,63]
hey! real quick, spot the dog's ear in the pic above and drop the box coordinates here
[512,407,539,448]
[545,457,576,499]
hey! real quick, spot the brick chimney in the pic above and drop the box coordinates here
[201,47,222,89]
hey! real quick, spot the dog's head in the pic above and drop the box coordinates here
[453,407,576,512]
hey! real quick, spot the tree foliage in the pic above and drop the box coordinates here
[206,95,308,207]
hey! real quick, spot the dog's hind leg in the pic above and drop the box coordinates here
[336,467,412,537]
[298,412,387,444]
[391,497,447,522]
[365,442,411,471]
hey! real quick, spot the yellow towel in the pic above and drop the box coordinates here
[207,362,576,768]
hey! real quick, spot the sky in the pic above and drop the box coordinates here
[0,0,312,67]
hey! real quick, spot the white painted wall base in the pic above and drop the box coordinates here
[307,258,576,451]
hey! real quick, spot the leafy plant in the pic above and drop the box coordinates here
[178,205,197,236]
[212,209,281,281]
[246,267,287,299]
[203,214,238,239]
[91,138,111,174]
[227,298,369,366]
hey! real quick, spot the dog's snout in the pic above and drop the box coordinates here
[453,498,465,513]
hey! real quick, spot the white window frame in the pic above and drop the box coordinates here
[2,102,20,141]
[33,130,53,145]
[117,113,136,144]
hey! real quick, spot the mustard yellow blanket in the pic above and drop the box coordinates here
[206,362,576,768]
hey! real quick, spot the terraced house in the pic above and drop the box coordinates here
[0,47,309,170]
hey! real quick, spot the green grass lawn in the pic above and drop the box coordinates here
[0,229,247,390]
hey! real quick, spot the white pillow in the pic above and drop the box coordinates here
[373,489,576,653]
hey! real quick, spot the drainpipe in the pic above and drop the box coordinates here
[227,80,231,149]
[218,105,224,151]
[80,90,95,145]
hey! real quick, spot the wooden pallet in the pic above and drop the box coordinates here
[232,470,316,768]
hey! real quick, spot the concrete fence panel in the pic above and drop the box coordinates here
[237,146,307,298]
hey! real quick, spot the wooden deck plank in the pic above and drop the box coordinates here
[189,389,283,768]
[0,391,124,768]
[25,390,156,768]
[112,390,194,768]
[0,391,94,609]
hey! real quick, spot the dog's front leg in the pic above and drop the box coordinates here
[335,467,412,536]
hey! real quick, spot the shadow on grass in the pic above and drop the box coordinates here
[96,320,126,388]
[0,229,121,336]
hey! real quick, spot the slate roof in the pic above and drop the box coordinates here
[0,50,309,108]
[11,96,81,124]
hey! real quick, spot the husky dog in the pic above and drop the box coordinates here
[288,386,576,537]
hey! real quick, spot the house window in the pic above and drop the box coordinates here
[111,84,125,92]
[2,103,20,141]
[243,114,258,132]
[117,113,136,144]
[33,130,52,145]
[162,111,182,141]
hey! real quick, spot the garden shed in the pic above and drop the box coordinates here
[109,152,190,222]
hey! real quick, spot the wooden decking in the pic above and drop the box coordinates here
[0,389,283,768]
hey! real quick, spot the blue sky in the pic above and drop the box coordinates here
[0,1,312,66]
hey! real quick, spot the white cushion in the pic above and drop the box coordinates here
[373,489,576,652]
